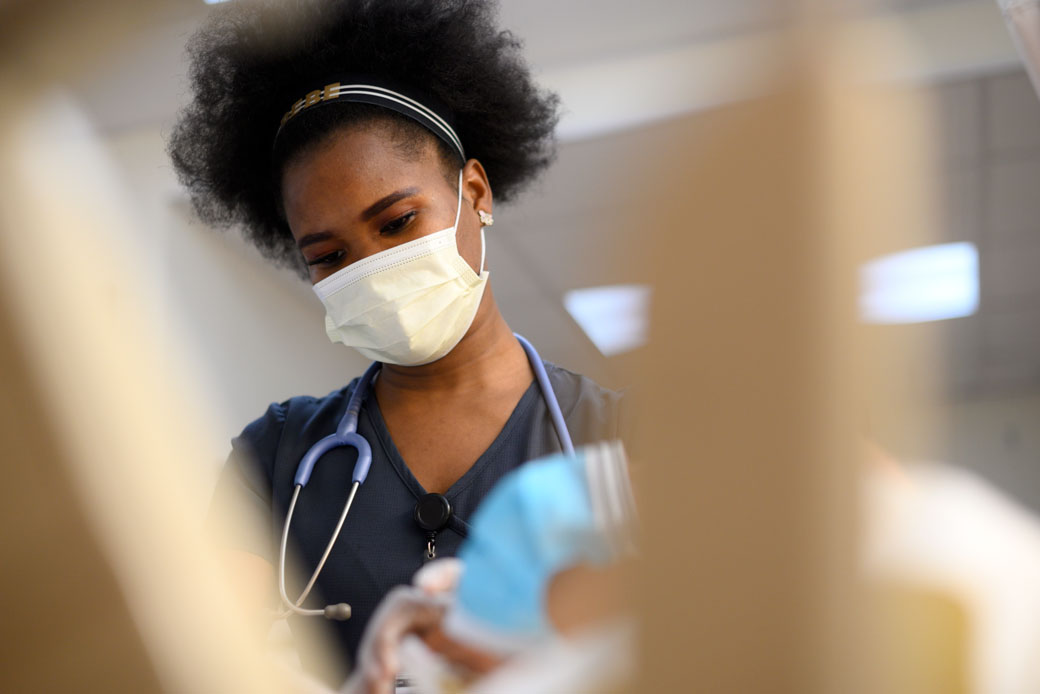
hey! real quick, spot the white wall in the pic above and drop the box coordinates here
[103,127,369,476]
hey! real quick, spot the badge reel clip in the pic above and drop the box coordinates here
[414,493,453,561]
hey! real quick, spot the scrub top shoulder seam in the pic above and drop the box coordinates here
[545,361,619,424]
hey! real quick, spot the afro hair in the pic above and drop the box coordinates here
[168,0,560,275]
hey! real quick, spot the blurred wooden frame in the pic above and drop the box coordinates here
[0,267,164,692]
[630,22,965,694]
[0,1,328,691]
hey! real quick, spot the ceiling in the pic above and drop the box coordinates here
[68,0,1007,136]
[74,0,782,133]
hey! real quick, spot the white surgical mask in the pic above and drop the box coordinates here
[312,171,489,366]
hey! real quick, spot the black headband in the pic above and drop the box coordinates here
[274,76,465,161]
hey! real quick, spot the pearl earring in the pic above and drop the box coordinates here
[478,210,494,227]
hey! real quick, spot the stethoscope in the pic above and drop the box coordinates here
[278,333,574,620]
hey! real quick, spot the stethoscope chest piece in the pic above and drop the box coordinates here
[414,493,452,561]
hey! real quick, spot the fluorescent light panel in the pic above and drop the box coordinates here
[563,284,651,357]
[859,242,979,324]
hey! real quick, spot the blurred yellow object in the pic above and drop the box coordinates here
[0,267,165,693]
[0,1,334,690]
[873,582,970,694]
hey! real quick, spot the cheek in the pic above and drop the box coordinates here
[456,217,484,273]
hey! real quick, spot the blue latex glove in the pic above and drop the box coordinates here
[442,440,636,655]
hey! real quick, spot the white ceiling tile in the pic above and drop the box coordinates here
[498,205,645,293]
[73,2,774,136]
[985,157,1040,236]
[482,233,546,302]
[497,0,781,71]
[935,168,983,243]
[503,114,702,219]
[976,358,1040,394]
[500,292,610,382]
[985,309,1040,357]
[987,71,1040,153]
[934,315,984,392]
[493,116,698,298]
[872,315,983,394]
[980,231,1040,302]
[932,79,983,163]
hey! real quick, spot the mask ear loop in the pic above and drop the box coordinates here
[454,168,486,274]
[453,169,464,229]
[479,227,487,274]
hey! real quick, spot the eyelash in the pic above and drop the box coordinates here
[305,212,418,267]
[307,250,344,267]
[381,211,416,235]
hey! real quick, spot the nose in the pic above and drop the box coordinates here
[349,236,389,264]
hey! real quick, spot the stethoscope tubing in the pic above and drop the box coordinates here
[278,481,361,618]
[278,334,572,619]
[515,333,574,455]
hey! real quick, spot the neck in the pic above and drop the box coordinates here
[376,289,531,396]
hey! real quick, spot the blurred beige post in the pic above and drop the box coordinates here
[631,13,957,694]
[0,1,333,691]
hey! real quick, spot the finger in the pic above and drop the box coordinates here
[420,625,504,675]
[370,607,440,678]
[363,664,395,694]
[413,558,464,594]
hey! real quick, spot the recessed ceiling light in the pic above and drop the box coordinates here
[563,284,651,357]
[859,242,979,324]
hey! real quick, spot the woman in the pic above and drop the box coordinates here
[169,0,622,685]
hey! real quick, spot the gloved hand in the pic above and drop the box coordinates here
[340,559,461,694]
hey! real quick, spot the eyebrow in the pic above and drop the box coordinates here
[296,230,335,251]
[360,187,421,222]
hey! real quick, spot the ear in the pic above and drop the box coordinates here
[462,159,493,220]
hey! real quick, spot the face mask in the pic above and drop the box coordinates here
[312,170,489,366]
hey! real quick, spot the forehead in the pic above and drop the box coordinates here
[283,125,442,201]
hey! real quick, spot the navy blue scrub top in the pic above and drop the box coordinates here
[210,360,622,685]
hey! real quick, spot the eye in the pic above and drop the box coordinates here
[306,250,345,267]
[381,211,416,235]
